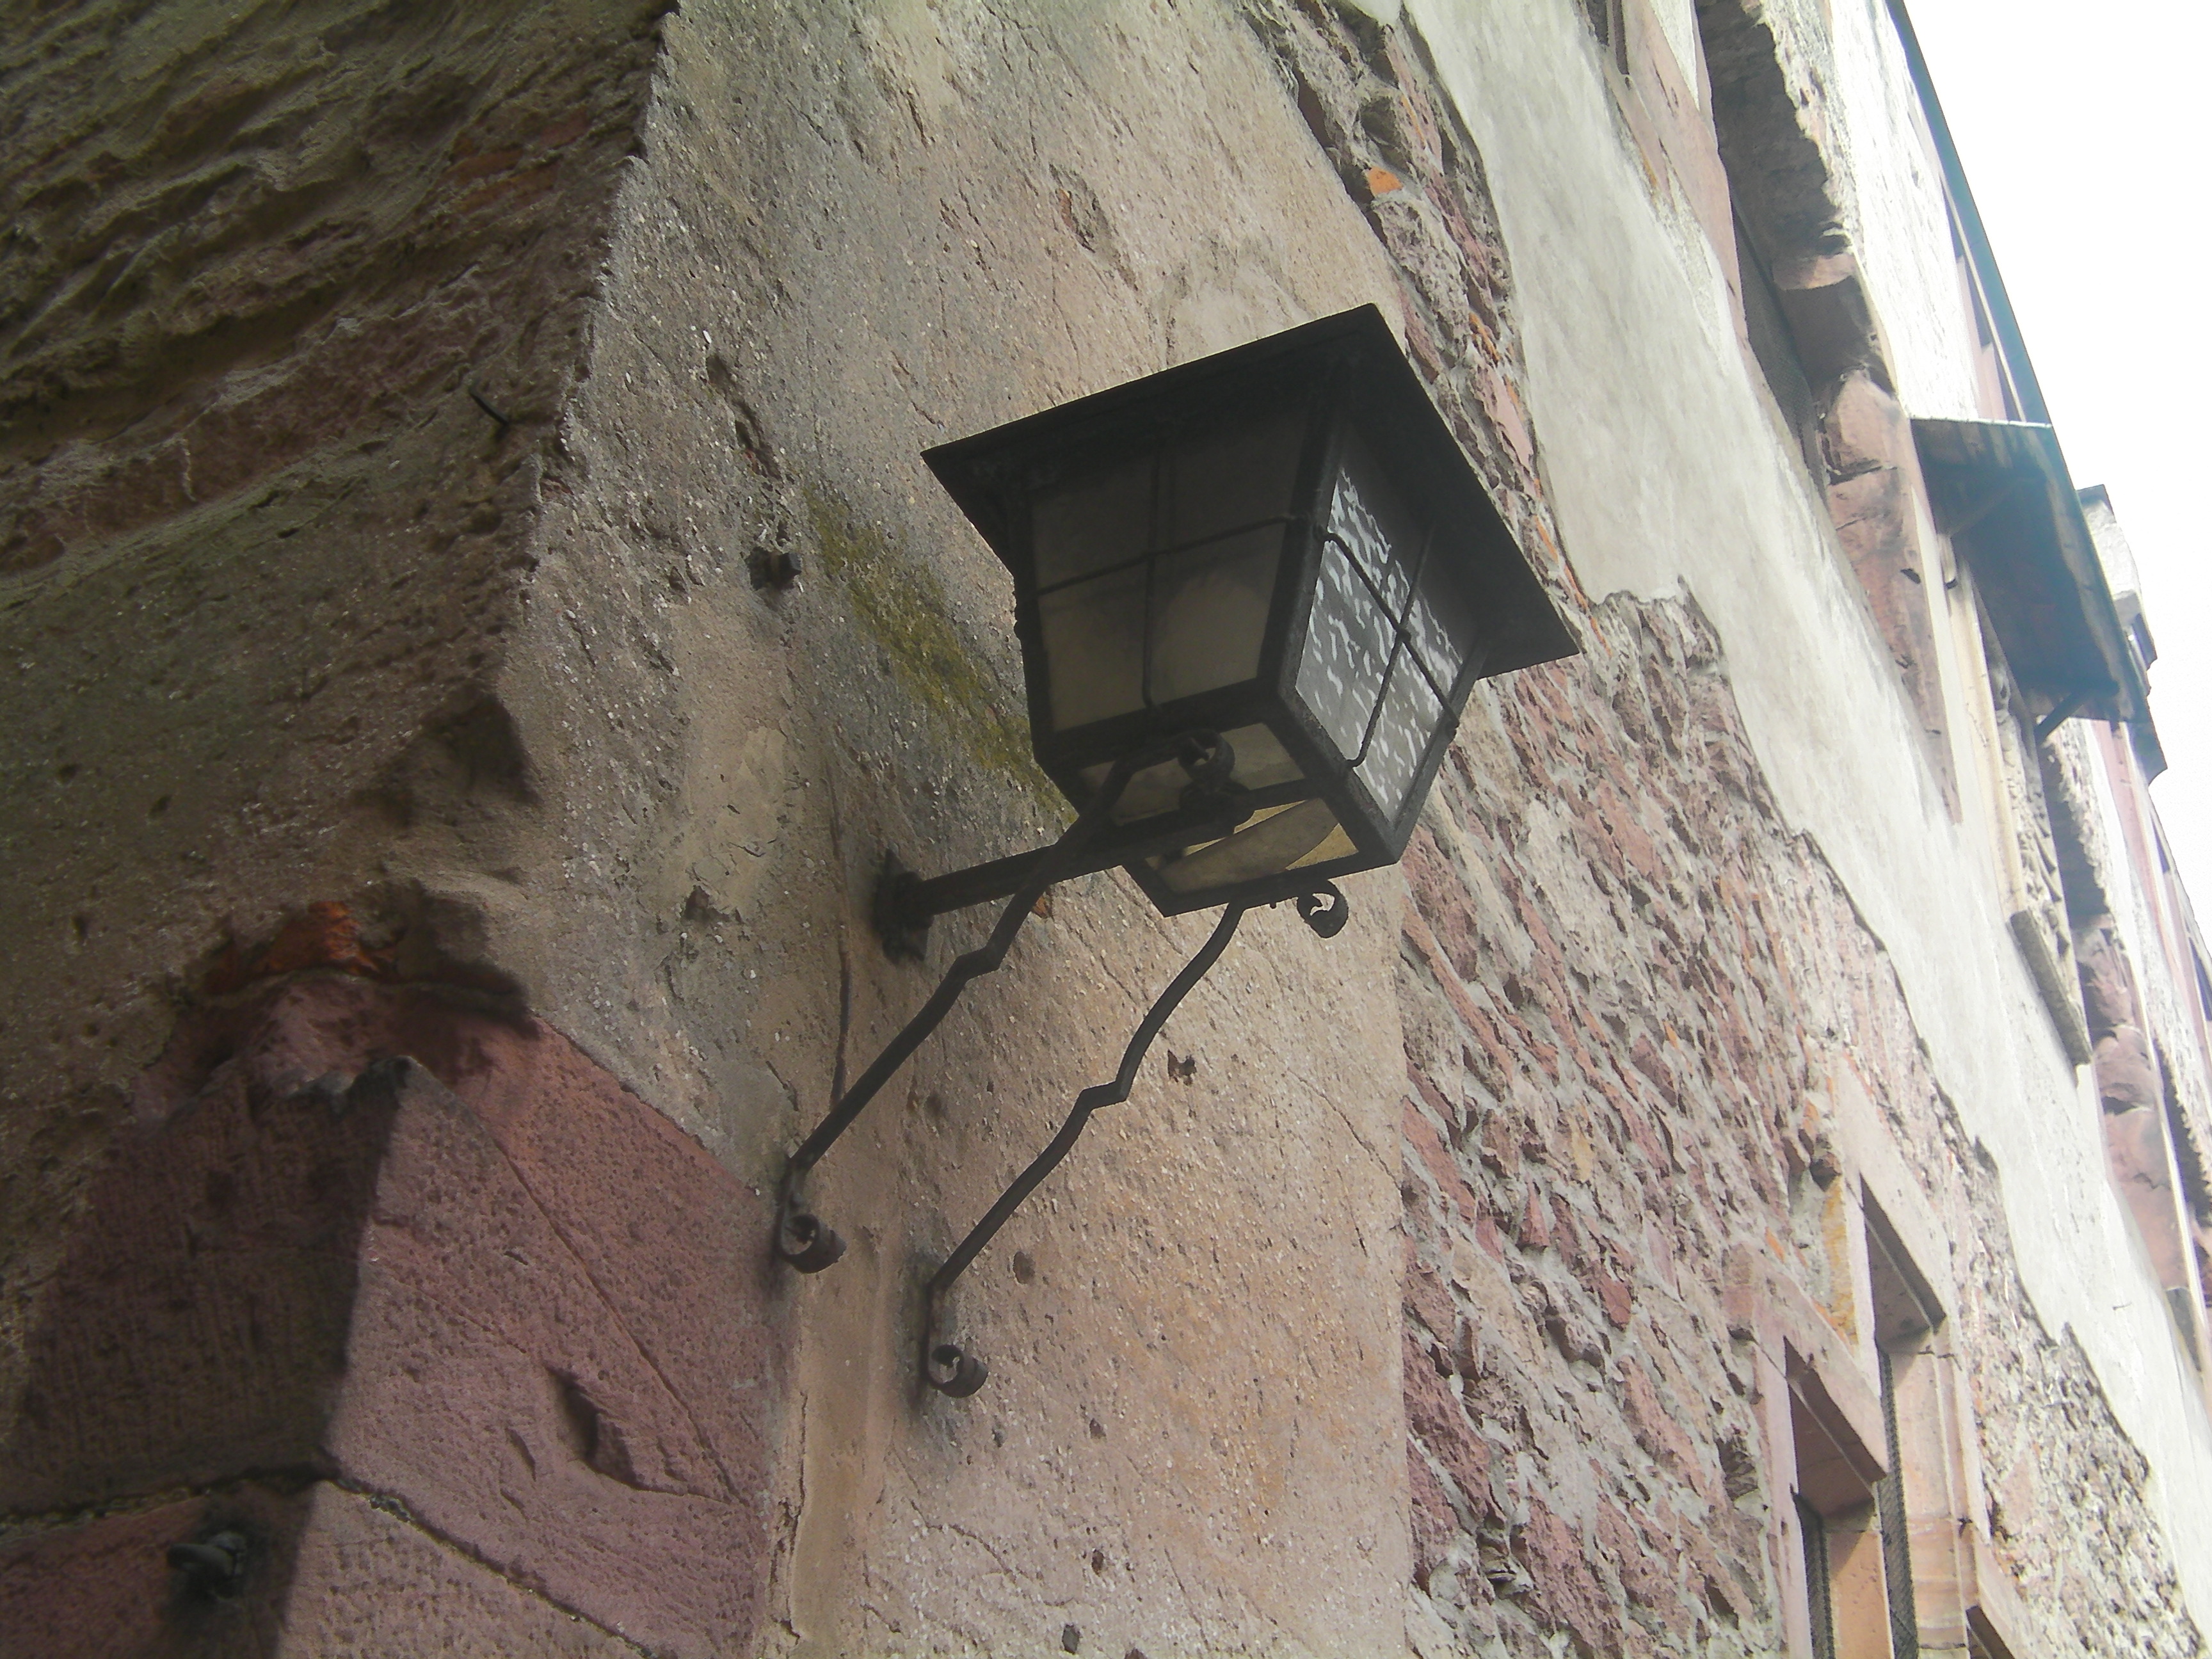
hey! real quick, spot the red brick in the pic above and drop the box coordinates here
[1404,1253,1459,1343]
[1410,1450,1460,1584]
[1617,1359,1711,1501]
[4,977,778,1658]
[1516,1186,1552,1251]
[1519,1499,1616,1656]
[1405,1096,1477,1222]
[1404,1332,1495,1517]
[1587,1258,1636,1329]
[1593,1498,1677,1614]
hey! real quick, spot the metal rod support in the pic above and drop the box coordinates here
[2033,684,2099,744]
[774,730,1235,1272]
[922,903,1250,1396]
[881,792,1274,940]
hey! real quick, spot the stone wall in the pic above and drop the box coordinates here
[0,0,781,1649]
[3,0,2211,1653]
[1395,591,2203,1655]
[1,968,781,1655]
[1,0,673,1401]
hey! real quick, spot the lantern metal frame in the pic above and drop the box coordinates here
[772,307,1578,1399]
[921,303,1575,918]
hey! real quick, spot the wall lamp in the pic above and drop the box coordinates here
[773,305,1578,1396]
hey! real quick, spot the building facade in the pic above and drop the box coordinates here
[2,0,2209,1654]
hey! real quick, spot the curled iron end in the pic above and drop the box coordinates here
[776,1210,846,1272]
[1294,883,1349,939]
[167,1530,249,1599]
[1177,731,1247,821]
[925,1341,989,1397]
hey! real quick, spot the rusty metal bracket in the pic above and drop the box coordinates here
[774,730,1237,1274]
[922,878,1349,1397]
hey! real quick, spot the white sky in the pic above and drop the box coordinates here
[1906,1,2212,899]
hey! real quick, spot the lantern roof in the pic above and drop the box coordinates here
[925,304,1579,680]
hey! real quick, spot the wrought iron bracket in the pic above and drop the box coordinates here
[869,797,1255,962]
[774,730,1238,1273]
[2032,683,2103,744]
[921,877,1349,1397]
[872,748,1251,962]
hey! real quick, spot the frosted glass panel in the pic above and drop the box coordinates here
[1406,563,1475,690]
[1081,723,1305,824]
[1157,798,1343,893]
[1292,541,1393,759]
[1355,652,1447,819]
[1217,723,1304,792]
[1327,433,1418,615]
[1032,454,1152,587]
[1147,527,1277,704]
[1294,429,1480,810]
[1040,566,1144,729]
[1290,820,1358,869]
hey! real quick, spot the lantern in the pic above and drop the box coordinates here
[923,303,1577,916]
[776,307,1580,1397]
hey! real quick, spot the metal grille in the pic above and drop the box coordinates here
[1877,1348,1922,1657]
[1797,1494,1837,1659]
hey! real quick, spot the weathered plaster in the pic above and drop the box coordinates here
[1413,0,2212,1630]
[4,0,2209,1652]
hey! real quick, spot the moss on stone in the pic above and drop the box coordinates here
[806,491,1057,810]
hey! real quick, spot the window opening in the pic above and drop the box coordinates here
[1790,1363,1889,1659]
[1866,1201,1944,1658]
[1797,1492,1838,1659]
[1877,1346,1921,1658]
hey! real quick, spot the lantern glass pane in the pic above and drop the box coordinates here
[1039,565,1146,728]
[1146,528,1277,704]
[1407,561,1475,692]
[1355,650,1448,818]
[1292,540,1394,759]
[1081,722,1305,823]
[1155,797,1352,894]
[1033,454,1151,588]
[1328,433,1419,616]
[1030,406,1306,739]
[1294,428,1483,818]
[1163,408,1306,549]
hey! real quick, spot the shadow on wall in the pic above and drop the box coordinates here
[0,917,783,1658]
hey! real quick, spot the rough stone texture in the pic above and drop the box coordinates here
[0,1485,312,1658]
[6,0,2212,1653]
[1695,14,1956,812]
[0,0,670,1404]
[1393,591,2203,1656]
[466,1,1420,1649]
[0,1482,643,1657]
[1822,371,1953,787]
[278,1483,644,1657]
[1,963,778,1656]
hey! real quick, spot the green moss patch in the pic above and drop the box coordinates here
[808,491,1057,810]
